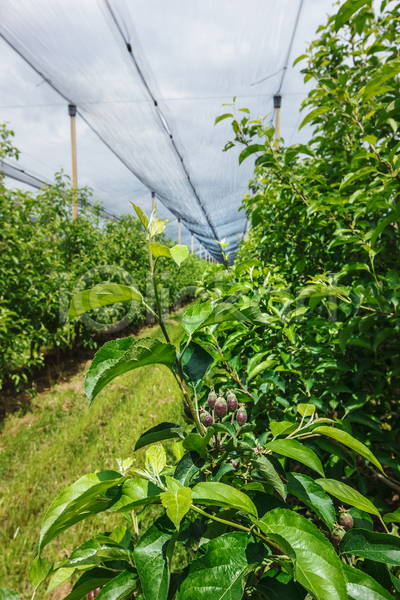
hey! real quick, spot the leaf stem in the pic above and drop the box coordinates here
[207,328,252,398]
[148,245,204,436]
[379,515,390,534]
[191,504,288,555]
[152,257,171,344]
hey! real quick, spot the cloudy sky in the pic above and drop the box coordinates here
[0,0,338,256]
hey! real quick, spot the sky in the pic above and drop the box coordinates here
[0,0,339,257]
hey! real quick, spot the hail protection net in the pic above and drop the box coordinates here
[0,0,333,260]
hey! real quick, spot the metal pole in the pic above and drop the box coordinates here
[68,104,78,220]
[274,95,281,150]
[191,234,194,255]
[199,243,202,260]
[178,218,181,244]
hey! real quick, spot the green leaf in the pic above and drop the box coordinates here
[376,97,400,127]
[214,113,233,125]
[316,479,380,516]
[371,205,400,247]
[339,320,360,353]
[245,490,286,518]
[182,303,213,336]
[373,328,395,352]
[287,473,335,531]
[68,283,142,321]
[297,403,315,418]
[251,455,286,500]
[269,421,297,437]
[391,572,400,593]
[134,514,177,600]
[362,134,377,145]
[238,144,265,164]
[248,358,277,381]
[95,570,138,600]
[65,538,130,567]
[172,440,185,462]
[383,508,400,524]
[349,508,373,530]
[145,444,166,477]
[47,568,78,595]
[339,167,376,190]
[265,439,324,477]
[38,471,125,554]
[202,302,250,329]
[176,532,267,600]
[150,242,172,259]
[149,217,168,238]
[293,54,308,67]
[257,509,346,600]
[342,563,393,600]
[109,525,132,547]
[170,244,190,266]
[109,478,162,513]
[312,426,383,473]
[211,463,235,481]
[174,451,205,486]
[313,359,351,373]
[191,482,257,516]
[363,57,400,100]
[362,558,392,592]
[179,341,214,393]
[182,428,215,458]
[84,337,176,403]
[334,0,371,31]
[0,592,21,600]
[285,144,315,164]
[130,202,149,230]
[340,529,400,565]
[134,422,184,452]
[298,107,330,130]
[29,556,53,590]
[160,487,192,529]
[150,241,189,265]
[64,568,115,600]
[247,351,272,377]
[257,576,306,600]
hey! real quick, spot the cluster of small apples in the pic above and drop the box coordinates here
[200,387,247,428]
[331,507,354,546]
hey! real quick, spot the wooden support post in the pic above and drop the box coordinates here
[178,218,181,244]
[199,243,202,260]
[151,192,156,241]
[274,95,281,150]
[69,104,78,220]
[191,234,194,255]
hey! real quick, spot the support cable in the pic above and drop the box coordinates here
[249,0,304,93]
[103,0,220,243]
[276,0,304,94]
[1,161,121,221]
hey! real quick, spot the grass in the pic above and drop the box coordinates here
[0,316,187,599]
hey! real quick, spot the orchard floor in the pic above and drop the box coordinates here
[0,316,186,599]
